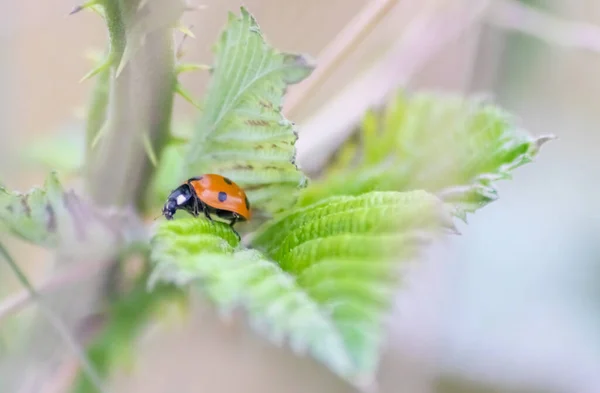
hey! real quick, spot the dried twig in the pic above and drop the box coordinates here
[296,0,493,174]
[487,0,600,52]
[283,0,400,119]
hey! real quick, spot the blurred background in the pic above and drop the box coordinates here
[2,0,600,392]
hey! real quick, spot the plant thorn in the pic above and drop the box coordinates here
[175,82,202,109]
[535,134,557,149]
[175,25,195,59]
[69,5,83,15]
[68,0,100,15]
[176,23,196,39]
[141,133,158,167]
[115,36,146,78]
[176,63,211,74]
[91,123,108,149]
[79,57,112,83]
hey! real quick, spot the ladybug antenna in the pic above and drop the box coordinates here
[153,213,162,221]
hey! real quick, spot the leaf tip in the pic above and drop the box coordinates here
[534,134,557,150]
[282,53,316,84]
[240,7,261,35]
[239,6,251,18]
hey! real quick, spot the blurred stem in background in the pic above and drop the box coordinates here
[0,1,184,392]
[85,0,180,210]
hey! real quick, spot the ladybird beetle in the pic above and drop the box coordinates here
[162,174,251,229]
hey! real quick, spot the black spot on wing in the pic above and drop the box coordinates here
[223,177,233,185]
[218,191,227,202]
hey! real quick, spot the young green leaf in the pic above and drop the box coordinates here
[182,7,314,216]
[0,173,63,247]
[0,172,145,249]
[298,91,554,219]
[149,190,456,390]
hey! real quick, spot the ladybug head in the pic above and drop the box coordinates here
[162,199,177,220]
[162,184,194,220]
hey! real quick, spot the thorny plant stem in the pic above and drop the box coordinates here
[84,57,110,179]
[0,243,108,393]
[87,0,176,209]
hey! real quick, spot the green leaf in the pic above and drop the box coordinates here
[183,7,314,216]
[0,172,146,249]
[149,190,455,390]
[0,172,64,247]
[298,91,554,218]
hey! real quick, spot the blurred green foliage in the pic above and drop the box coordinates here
[299,92,553,219]
[0,4,553,393]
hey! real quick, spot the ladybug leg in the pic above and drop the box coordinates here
[191,197,200,217]
[199,200,213,221]
[229,214,241,242]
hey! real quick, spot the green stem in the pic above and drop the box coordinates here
[84,56,110,175]
[86,0,177,210]
[103,0,126,62]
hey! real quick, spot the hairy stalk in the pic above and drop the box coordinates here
[0,1,183,391]
[86,0,178,209]
[84,58,110,179]
[83,3,178,373]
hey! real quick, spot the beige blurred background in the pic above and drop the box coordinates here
[2,0,600,392]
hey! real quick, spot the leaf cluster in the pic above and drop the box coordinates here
[0,5,554,393]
